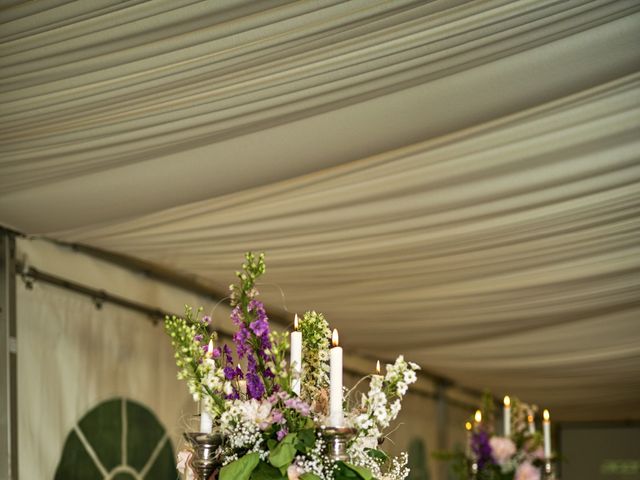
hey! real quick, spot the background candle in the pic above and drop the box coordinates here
[290,314,302,395]
[503,395,511,437]
[543,409,551,458]
[528,414,536,434]
[474,409,482,426]
[329,328,344,426]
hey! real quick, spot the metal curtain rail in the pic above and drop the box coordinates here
[14,260,488,410]
[59,242,485,399]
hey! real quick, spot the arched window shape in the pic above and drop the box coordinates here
[55,398,176,480]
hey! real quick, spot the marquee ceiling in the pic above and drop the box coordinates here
[1,0,639,420]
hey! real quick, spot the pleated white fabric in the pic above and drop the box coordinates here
[1,0,639,419]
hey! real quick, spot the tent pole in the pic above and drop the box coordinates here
[0,230,18,480]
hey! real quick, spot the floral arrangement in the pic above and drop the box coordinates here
[438,393,546,480]
[165,253,420,480]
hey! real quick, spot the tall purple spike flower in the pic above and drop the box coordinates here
[471,430,494,469]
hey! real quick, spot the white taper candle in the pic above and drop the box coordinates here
[290,314,303,396]
[503,395,511,437]
[200,339,214,433]
[543,409,551,458]
[329,329,344,426]
[199,402,213,433]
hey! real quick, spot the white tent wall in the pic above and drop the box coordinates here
[15,236,468,479]
[17,281,192,479]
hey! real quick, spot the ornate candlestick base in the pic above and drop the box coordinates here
[183,432,225,480]
[543,460,557,480]
[320,426,357,461]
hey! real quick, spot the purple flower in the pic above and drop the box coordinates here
[201,315,211,325]
[224,365,238,380]
[194,334,203,342]
[471,430,494,469]
[276,427,289,441]
[233,325,251,358]
[211,347,221,359]
[246,372,265,399]
[271,409,284,424]
[249,317,269,337]
[284,397,311,416]
[223,344,233,363]
[226,390,239,400]
[231,307,243,326]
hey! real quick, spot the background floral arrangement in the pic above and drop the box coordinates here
[165,253,420,480]
[437,393,546,480]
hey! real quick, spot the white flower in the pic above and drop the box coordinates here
[361,436,378,449]
[241,399,273,430]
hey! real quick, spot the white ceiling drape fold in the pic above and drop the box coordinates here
[1,0,639,419]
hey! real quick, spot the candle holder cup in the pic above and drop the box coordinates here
[543,459,557,480]
[320,426,357,462]
[183,432,225,480]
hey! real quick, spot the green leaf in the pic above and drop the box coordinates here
[334,462,359,479]
[251,460,286,480]
[300,473,322,480]
[295,428,316,453]
[340,461,374,480]
[219,452,260,480]
[269,433,297,473]
[365,448,388,463]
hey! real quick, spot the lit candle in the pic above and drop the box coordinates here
[199,340,214,433]
[543,409,551,458]
[329,329,344,426]
[528,414,536,434]
[290,314,302,396]
[465,421,472,457]
[474,409,482,425]
[503,395,511,437]
[376,360,381,376]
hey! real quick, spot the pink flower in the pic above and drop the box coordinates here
[176,450,195,480]
[489,436,516,465]
[515,461,541,480]
[287,464,304,480]
[532,446,545,460]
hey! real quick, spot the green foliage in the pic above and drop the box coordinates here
[299,311,331,404]
[269,433,298,474]
[334,461,374,480]
[251,461,286,480]
[266,329,291,393]
[366,448,389,464]
[164,305,224,413]
[219,452,260,480]
[230,252,266,311]
[300,473,322,480]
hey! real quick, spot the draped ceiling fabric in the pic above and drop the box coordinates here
[1,1,639,420]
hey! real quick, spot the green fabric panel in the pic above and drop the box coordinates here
[126,399,165,471]
[78,398,122,471]
[143,439,177,480]
[54,429,103,480]
[112,473,137,480]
